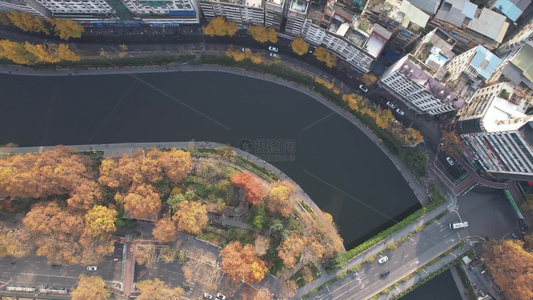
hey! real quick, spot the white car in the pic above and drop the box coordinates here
[359,85,368,93]
[270,53,279,58]
[216,293,226,300]
[203,293,213,299]
[396,108,405,116]
[378,256,388,264]
[268,46,278,52]
[386,101,396,109]
[87,266,97,271]
[241,48,250,53]
[446,157,455,166]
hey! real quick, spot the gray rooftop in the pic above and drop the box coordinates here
[407,0,442,14]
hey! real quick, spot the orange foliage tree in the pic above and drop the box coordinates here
[247,25,278,43]
[266,180,293,216]
[172,201,208,235]
[220,241,268,283]
[71,275,109,300]
[277,231,306,268]
[136,278,184,300]
[203,17,238,37]
[483,239,533,300]
[67,181,103,211]
[230,172,264,205]
[120,183,161,220]
[242,288,272,300]
[152,215,178,242]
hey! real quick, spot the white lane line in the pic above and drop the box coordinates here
[331,280,367,300]
[439,228,446,232]
[394,261,399,264]
[410,260,419,266]
[408,237,415,242]
[11,273,78,279]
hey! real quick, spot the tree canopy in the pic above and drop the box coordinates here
[172,201,208,235]
[7,11,48,34]
[313,47,337,68]
[266,180,294,216]
[291,36,309,55]
[152,214,178,242]
[203,17,238,37]
[230,172,264,205]
[220,241,268,283]
[71,275,109,300]
[248,25,278,43]
[136,278,184,300]
[49,18,84,40]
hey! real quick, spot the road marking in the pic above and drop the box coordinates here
[410,260,419,266]
[394,261,399,264]
[408,237,415,242]
[10,273,78,279]
[404,255,409,258]
[439,228,446,232]
[445,238,456,244]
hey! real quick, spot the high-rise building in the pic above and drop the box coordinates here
[285,0,309,36]
[379,55,463,115]
[199,0,264,27]
[33,0,119,21]
[264,0,285,30]
[0,0,50,18]
[489,42,533,93]
[124,0,200,25]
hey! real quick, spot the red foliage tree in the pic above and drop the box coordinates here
[230,172,264,205]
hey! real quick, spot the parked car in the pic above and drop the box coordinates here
[511,232,519,239]
[359,85,368,93]
[396,108,405,116]
[378,256,388,264]
[51,264,62,269]
[268,46,278,52]
[241,48,250,53]
[446,157,455,166]
[380,271,390,278]
[216,293,226,300]
[203,293,213,299]
[386,101,396,109]
[87,266,97,271]
[270,53,279,58]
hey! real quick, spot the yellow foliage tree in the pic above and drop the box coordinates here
[49,18,84,40]
[57,44,81,61]
[203,17,238,37]
[136,278,184,300]
[313,46,336,68]
[83,205,117,239]
[250,53,263,64]
[172,201,208,235]
[72,275,109,300]
[291,36,309,55]
[375,108,394,130]
[24,43,61,63]
[361,73,378,86]
[266,180,293,217]
[152,215,178,242]
[7,11,48,34]
[0,39,35,65]
[248,25,278,43]
[226,47,245,61]
[0,12,10,26]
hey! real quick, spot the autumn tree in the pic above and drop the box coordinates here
[134,244,156,267]
[313,46,337,68]
[136,278,184,300]
[7,11,48,34]
[0,12,10,26]
[483,239,533,300]
[266,180,293,216]
[159,148,192,184]
[250,53,263,64]
[277,231,306,268]
[24,42,62,63]
[374,108,394,130]
[291,36,309,55]
[120,183,161,220]
[220,241,268,283]
[361,73,378,86]
[226,46,245,61]
[152,215,178,242]
[83,205,117,239]
[230,172,264,205]
[242,288,272,300]
[173,201,208,235]
[441,131,463,158]
[71,275,109,300]
[67,181,103,211]
[203,17,238,37]
[248,25,278,43]
[0,39,36,65]
[57,44,81,61]
[49,18,84,40]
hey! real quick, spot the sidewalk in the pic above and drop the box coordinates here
[294,201,450,298]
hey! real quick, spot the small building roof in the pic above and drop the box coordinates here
[494,0,531,21]
[372,23,393,40]
[400,1,431,28]
[407,0,442,14]
[469,45,501,80]
[435,1,466,27]
[365,32,388,57]
[461,1,477,19]
[467,8,509,42]
[512,44,533,82]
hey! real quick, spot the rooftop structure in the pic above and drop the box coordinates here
[364,24,392,58]
[435,0,477,28]
[200,0,264,27]
[493,0,531,22]
[407,0,442,14]
[285,0,309,35]
[125,0,200,24]
[399,1,430,28]
[379,55,463,115]
[467,8,509,43]
[412,28,456,76]
[265,0,285,30]
[490,42,533,91]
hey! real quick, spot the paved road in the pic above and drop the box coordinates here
[310,213,473,300]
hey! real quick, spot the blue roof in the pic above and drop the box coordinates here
[469,46,501,80]
[494,0,527,21]
[461,1,477,19]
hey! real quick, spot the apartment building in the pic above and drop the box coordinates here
[489,42,533,92]
[32,0,120,21]
[379,55,463,115]
[199,0,264,27]
[264,0,284,30]
[124,0,200,25]
[0,0,50,18]
[412,28,456,77]
[285,0,309,36]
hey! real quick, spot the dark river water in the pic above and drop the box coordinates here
[0,71,421,248]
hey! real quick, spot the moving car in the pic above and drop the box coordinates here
[270,53,279,58]
[216,293,226,300]
[449,222,468,229]
[378,256,388,264]
[386,101,396,109]
[268,46,278,52]
[380,271,390,278]
[241,48,250,53]
[446,157,455,166]
[86,266,97,271]
[359,85,368,93]
[396,108,405,116]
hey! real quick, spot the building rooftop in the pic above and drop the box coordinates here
[332,4,356,22]
[400,1,431,28]
[469,45,501,80]
[202,0,263,6]
[494,0,531,22]
[407,0,442,14]
[365,32,388,58]
[467,8,509,43]
[290,0,309,12]
[511,43,533,83]
[344,26,368,47]
[435,0,478,27]
[519,122,533,146]
[266,0,284,5]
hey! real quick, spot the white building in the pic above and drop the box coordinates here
[33,0,116,17]
[124,0,200,25]
[264,0,284,30]
[0,0,51,18]
[379,55,463,115]
[199,0,264,27]
[285,0,308,36]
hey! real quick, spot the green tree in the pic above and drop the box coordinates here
[401,148,428,178]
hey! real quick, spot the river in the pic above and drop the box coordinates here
[0,71,420,248]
